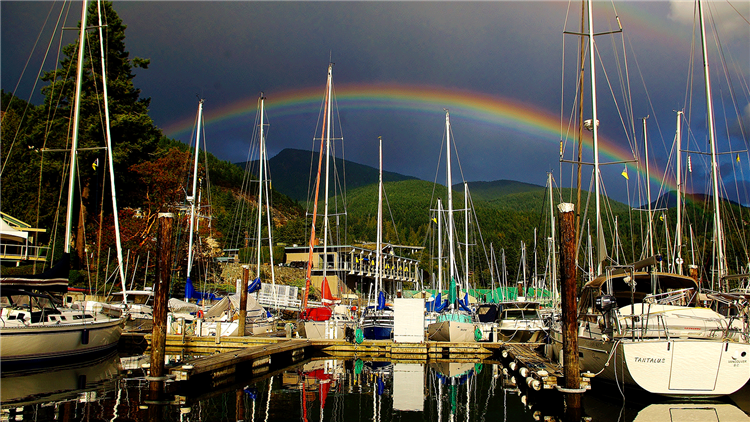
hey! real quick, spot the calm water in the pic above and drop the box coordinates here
[2,352,750,421]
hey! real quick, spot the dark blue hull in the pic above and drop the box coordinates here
[363,325,393,340]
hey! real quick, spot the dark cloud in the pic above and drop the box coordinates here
[2,1,748,204]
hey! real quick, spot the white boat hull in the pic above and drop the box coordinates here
[427,320,475,342]
[299,319,355,340]
[551,332,750,397]
[0,318,124,366]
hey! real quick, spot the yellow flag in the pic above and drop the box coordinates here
[621,167,629,180]
[432,217,437,223]
[92,158,99,171]
[737,154,741,163]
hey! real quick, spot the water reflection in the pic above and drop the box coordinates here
[2,353,750,421]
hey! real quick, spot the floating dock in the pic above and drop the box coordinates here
[170,339,311,382]
[143,334,593,393]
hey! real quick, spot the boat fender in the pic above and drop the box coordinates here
[474,326,482,342]
[355,327,364,344]
[197,309,204,319]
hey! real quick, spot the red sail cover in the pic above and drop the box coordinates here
[321,277,340,305]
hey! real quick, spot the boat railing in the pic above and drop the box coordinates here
[643,288,696,306]
[618,313,671,341]
[0,243,50,262]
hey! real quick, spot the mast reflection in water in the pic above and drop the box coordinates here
[3,354,750,421]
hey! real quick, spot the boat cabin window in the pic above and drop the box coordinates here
[503,308,539,320]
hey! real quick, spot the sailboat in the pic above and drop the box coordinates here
[549,0,750,397]
[183,99,218,305]
[361,137,395,340]
[297,63,356,340]
[196,93,275,337]
[0,0,124,367]
[426,110,476,343]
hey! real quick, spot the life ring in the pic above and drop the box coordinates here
[197,309,204,319]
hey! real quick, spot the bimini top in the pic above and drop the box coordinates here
[582,271,699,306]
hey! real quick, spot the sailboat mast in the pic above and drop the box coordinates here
[445,110,456,305]
[643,116,654,258]
[675,111,684,275]
[95,0,127,301]
[437,198,443,292]
[256,94,266,279]
[186,100,204,285]
[698,0,726,282]
[547,172,557,305]
[302,65,332,310]
[322,64,333,282]
[464,182,469,293]
[377,136,383,295]
[64,0,89,254]
[587,0,604,276]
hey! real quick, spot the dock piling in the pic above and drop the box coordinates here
[150,212,174,394]
[558,203,582,414]
[238,265,249,336]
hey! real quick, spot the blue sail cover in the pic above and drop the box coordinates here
[458,294,472,313]
[376,291,386,310]
[248,277,261,294]
[426,292,448,312]
[185,276,217,301]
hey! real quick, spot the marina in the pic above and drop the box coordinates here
[2,345,750,422]
[2,0,749,420]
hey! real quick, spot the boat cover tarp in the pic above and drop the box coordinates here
[0,253,69,292]
[300,306,333,321]
[204,293,266,320]
[168,298,199,313]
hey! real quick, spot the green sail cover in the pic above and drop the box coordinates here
[448,276,457,305]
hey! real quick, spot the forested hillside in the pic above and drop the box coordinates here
[2,2,747,296]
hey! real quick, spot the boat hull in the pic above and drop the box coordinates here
[362,309,394,340]
[362,325,393,340]
[0,317,124,368]
[298,319,354,340]
[427,320,475,342]
[550,331,750,397]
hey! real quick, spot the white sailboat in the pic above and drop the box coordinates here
[0,0,124,367]
[550,0,750,397]
[297,63,356,340]
[426,110,476,343]
[195,93,275,337]
[361,136,394,340]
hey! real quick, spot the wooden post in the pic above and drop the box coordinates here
[150,212,174,394]
[238,265,249,336]
[558,203,582,413]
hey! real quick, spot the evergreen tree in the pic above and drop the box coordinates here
[1,2,160,266]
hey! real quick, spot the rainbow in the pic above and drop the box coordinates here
[162,83,676,192]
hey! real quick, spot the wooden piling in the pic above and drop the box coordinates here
[238,265,249,336]
[558,203,581,410]
[150,212,174,392]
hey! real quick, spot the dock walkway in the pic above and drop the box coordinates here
[148,335,593,393]
[170,339,311,383]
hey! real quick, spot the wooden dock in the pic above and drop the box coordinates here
[150,333,501,358]
[497,343,592,392]
[168,339,312,389]
[145,334,593,393]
